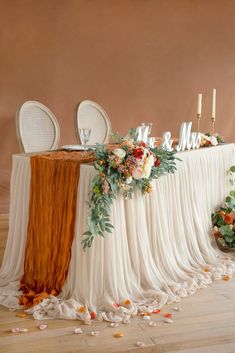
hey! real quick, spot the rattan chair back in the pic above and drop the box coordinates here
[16,101,60,152]
[75,100,111,145]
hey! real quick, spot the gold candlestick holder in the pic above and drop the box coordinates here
[197,113,201,132]
[211,117,215,134]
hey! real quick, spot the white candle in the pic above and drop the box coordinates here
[197,93,202,115]
[212,88,216,119]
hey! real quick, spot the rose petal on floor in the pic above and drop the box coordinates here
[39,324,47,330]
[16,313,27,318]
[19,328,28,332]
[143,315,151,320]
[110,322,119,328]
[163,313,173,318]
[74,328,83,334]
[11,328,20,333]
[164,318,174,324]
[90,331,99,336]
[148,321,157,327]
[153,309,161,314]
[136,341,145,347]
[114,332,124,338]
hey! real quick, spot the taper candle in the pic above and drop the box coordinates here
[212,88,216,119]
[197,93,202,115]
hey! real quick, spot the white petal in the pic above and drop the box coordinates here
[164,318,174,324]
[136,341,146,347]
[90,331,99,336]
[11,328,20,333]
[19,328,28,332]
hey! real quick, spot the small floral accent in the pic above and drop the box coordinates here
[200,132,224,147]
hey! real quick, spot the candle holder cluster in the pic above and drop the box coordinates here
[196,114,216,134]
[196,89,216,134]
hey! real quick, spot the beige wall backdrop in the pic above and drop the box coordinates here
[0,0,235,213]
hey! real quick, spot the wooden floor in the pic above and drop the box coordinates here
[1,214,235,353]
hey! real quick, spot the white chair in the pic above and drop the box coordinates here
[16,101,60,152]
[75,100,111,145]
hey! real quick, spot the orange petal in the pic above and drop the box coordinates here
[114,332,124,338]
[124,299,131,305]
[139,312,151,316]
[153,309,161,314]
[203,267,210,272]
[222,275,231,281]
[16,312,27,318]
[90,312,96,320]
[163,313,173,318]
[77,305,86,313]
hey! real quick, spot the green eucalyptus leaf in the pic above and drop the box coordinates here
[230,166,235,173]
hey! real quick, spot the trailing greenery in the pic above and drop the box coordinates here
[82,132,178,249]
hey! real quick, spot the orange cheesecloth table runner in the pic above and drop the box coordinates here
[19,150,95,308]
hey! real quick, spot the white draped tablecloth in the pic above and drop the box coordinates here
[1,144,235,322]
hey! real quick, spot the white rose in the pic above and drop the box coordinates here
[113,148,126,159]
[209,136,218,146]
[126,176,133,184]
[147,154,155,168]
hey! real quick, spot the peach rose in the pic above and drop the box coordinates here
[224,213,234,225]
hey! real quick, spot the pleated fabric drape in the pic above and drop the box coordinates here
[19,151,95,308]
[0,145,235,321]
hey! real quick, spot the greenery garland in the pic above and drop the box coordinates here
[82,132,178,249]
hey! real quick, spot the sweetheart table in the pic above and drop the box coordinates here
[0,144,235,322]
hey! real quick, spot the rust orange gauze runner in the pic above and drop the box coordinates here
[19,151,95,308]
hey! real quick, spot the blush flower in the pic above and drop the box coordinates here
[102,179,110,194]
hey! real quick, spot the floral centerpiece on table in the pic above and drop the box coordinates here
[82,130,178,249]
[212,166,235,249]
[200,132,224,147]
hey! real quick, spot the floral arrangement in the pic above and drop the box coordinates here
[82,131,178,249]
[212,166,235,248]
[200,132,224,147]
